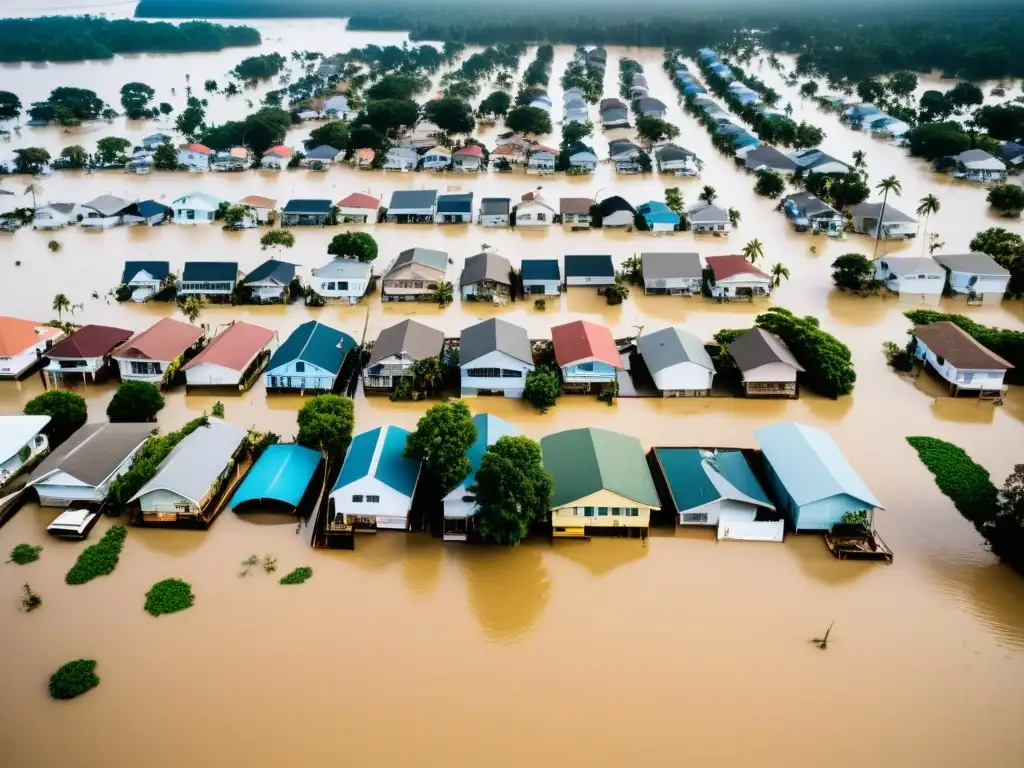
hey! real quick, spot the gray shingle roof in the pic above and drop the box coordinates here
[879,256,945,277]
[390,247,448,273]
[368,319,444,366]
[656,144,695,161]
[638,327,714,373]
[480,198,510,215]
[29,423,153,487]
[389,189,438,210]
[460,318,533,366]
[460,251,511,286]
[783,191,838,217]
[933,252,1011,277]
[687,203,729,223]
[849,202,915,223]
[243,259,295,285]
[311,258,372,279]
[727,328,804,373]
[641,252,702,280]
[743,146,799,171]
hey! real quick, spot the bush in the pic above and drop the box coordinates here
[882,341,914,371]
[390,376,414,401]
[754,168,785,198]
[832,253,874,292]
[906,437,999,529]
[524,366,560,413]
[106,380,165,422]
[48,240,60,252]
[114,283,132,302]
[65,525,127,585]
[24,390,87,447]
[604,280,629,305]
[327,231,378,262]
[9,543,42,564]
[280,566,313,584]
[987,184,1024,216]
[533,298,546,310]
[144,578,195,616]
[756,307,856,397]
[49,659,99,700]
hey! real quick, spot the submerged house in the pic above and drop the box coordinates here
[182,321,275,390]
[598,195,636,230]
[328,425,422,532]
[335,193,379,224]
[478,197,511,227]
[121,261,170,302]
[912,321,1013,396]
[302,145,343,168]
[281,199,332,226]
[781,191,842,233]
[637,201,680,232]
[656,143,700,175]
[383,146,419,171]
[542,427,661,538]
[242,259,297,302]
[264,321,355,393]
[180,261,242,297]
[460,318,535,398]
[933,252,1011,300]
[177,143,212,169]
[564,254,615,290]
[238,195,277,225]
[261,145,293,169]
[229,443,322,514]
[514,191,556,227]
[442,414,520,541]
[130,418,249,526]
[43,324,133,385]
[951,149,1007,182]
[80,195,141,229]
[552,320,622,392]
[435,192,474,224]
[27,422,152,507]
[706,255,772,299]
[310,258,372,303]
[527,146,557,174]
[568,144,598,172]
[560,197,593,229]
[0,415,51,489]
[874,256,945,300]
[0,316,63,379]
[421,146,452,171]
[849,202,918,239]
[741,146,799,174]
[687,202,731,234]
[362,319,444,392]
[112,318,205,384]
[521,259,562,296]
[727,327,804,398]
[637,326,715,397]
[460,250,512,302]
[453,144,484,171]
[381,247,449,301]
[171,192,225,225]
[33,202,86,229]
[386,190,438,223]
[754,421,882,532]
[641,252,702,295]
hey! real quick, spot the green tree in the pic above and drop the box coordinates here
[855,78,885,104]
[504,105,552,136]
[405,399,477,493]
[13,147,51,175]
[179,295,203,324]
[94,136,131,165]
[946,81,984,112]
[742,239,765,264]
[799,81,818,99]
[770,262,791,289]
[24,390,87,447]
[51,293,70,321]
[754,168,785,198]
[296,394,355,462]
[872,175,902,259]
[422,97,475,134]
[916,194,940,255]
[969,228,1024,296]
[158,102,173,116]
[478,90,511,118]
[106,381,165,423]
[304,120,349,150]
[755,307,856,398]
[698,185,717,205]
[260,229,295,252]
[152,139,178,170]
[831,253,874,291]
[918,90,953,122]
[523,367,560,413]
[366,73,426,102]
[204,79,218,93]
[635,114,679,144]
[605,279,629,305]
[433,281,455,306]
[471,436,553,545]
[561,120,593,146]
[886,71,918,100]
[905,122,970,160]
[174,97,206,141]
[410,356,444,392]
[327,231,378,262]
[852,150,866,169]
[354,99,420,137]
[59,145,89,169]
[119,82,155,119]
[0,91,23,121]
[987,185,1024,217]
[200,107,292,155]
[664,187,683,215]
[973,104,1024,142]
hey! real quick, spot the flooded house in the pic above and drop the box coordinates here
[526,145,557,174]
[176,143,212,170]
[849,202,918,240]
[302,145,343,168]
[552,320,622,393]
[933,252,1011,300]
[542,427,661,539]
[264,320,355,393]
[521,259,562,296]
[637,201,680,232]
[754,421,882,532]
[328,425,422,532]
[478,197,511,227]
[121,260,170,302]
[727,328,804,398]
[0,316,63,379]
[0,415,50,490]
[261,145,293,170]
[281,199,332,226]
[179,261,242,297]
[453,144,484,172]
[564,254,615,291]
[362,319,444,393]
[111,318,205,384]
[130,418,249,526]
[435,192,474,224]
[687,202,731,234]
[912,321,1013,397]
[951,149,1007,182]
[641,252,702,295]
[26,422,152,507]
[656,143,701,176]
[874,256,945,300]
[171,192,225,224]
[597,195,637,230]
[386,190,438,223]
[79,195,140,229]
[382,146,419,171]
[781,191,842,234]
[460,250,512,302]
[32,202,86,229]
[705,255,772,299]
[560,197,593,229]
[740,146,799,174]
[460,318,534,398]
[242,259,297,302]
[637,326,715,397]
[514,190,556,227]
[421,146,452,171]
[229,443,322,515]
[182,321,276,390]
[42,324,133,385]
[442,414,519,541]
[310,258,372,303]
[381,247,448,301]
[335,192,379,224]
[568,144,598,173]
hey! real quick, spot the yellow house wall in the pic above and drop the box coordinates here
[550,489,656,529]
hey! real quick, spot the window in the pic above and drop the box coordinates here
[326,282,336,290]
[466,367,500,378]
[501,369,523,378]
[366,495,380,503]
[352,495,364,503]
[519,214,532,221]
[583,507,595,517]
[577,362,594,372]
[295,362,306,373]
[129,361,161,375]
[338,281,349,290]
[681,512,708,524]
[597,507,608,516]
[186,209,195,220]
[536,213,547,222]
[717,224,725,231]
[270,376,279,387]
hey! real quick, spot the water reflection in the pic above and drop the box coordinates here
[400,532,443,596]
[784,533,878,586]
[550,537,649,577]
[925,557,1024,649]
[458,543,550,643]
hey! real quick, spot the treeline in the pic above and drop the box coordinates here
[0,16,260,63]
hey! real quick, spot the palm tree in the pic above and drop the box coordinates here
[852,150,866,169]
[770,262,791,289]
[52,293,70,321]
[180,295,203,324]
[699,185,717,205]
[872,175,902,259]
[742,239,765,263]
[916,194,941,256]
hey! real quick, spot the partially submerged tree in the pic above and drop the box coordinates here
[831,253,874,292]
[987,185,1024,217]
[523,366,560,413]
[260,229,295,252]
[327,231,378,262]
[119,82,156,119]
[471,436,553,545]
[405,399,477,493]
[23,390,87,447]
[296,394,355,462]
[106,381,165,423]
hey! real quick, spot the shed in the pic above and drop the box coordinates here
[229,444,322,513]
[637,326,715,397]
[479,197,511,227]
[727,327,804,397]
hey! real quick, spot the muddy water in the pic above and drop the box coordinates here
[3,7,1024,767]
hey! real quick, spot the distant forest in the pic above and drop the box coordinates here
[134,0,1023,81]
[0,16,260,63]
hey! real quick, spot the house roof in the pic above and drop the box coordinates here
[389,189,438,209]
[932,252,1011,277]
[305,145,342,160]
[244,259,296,285]
[783,191,839,217]
[849,202,916,223]
[336,192,380,210]
[687,202,730,224]
[265,145,293,157]
[0,415,51,465]
[600,98,626,111]
[122,261,170,284]
[790,148,849,170]
[743,146,799,171]
[368,319,444,366]
[880,256,945,277]
[461,251,511,286]
[282,199,331,214]
[656,144,695,161]
[521,259,560,281]
[130,419,248,506]
[0,317,61,356]
[29,422,152,488]
[564,254,614,278]
[541,428,660,509]
[229,443,321,511]
[953,149,1006,169]
[45,324,132,359]
[136,200,168,218]
[641,252,702,280]
[706,255,769,281]
[914,321,1013,370]
[637,326,714,373]
[609,139,640,155]
[82,195,133,217]
[424,145,452,156]
[454,144,483,157]
[753,421,882,509]
[182,143,211,154]
[182,261,239,282]
[638,201,680,220]
[182,322,275,373]
[268,321,354,374]
[311,258,372,280]
[598,195,635,216]
[437,192,474,213]
[354,148,375,162]
[552,320,620,368]
[655,448,774,513]
[560,197,592,215]
[635,97,667,114]
[115,318,204,362]
[39,202,77,216]
[172,192,224,211]
[728,328,804,373]
[333,425,420,498]
[492,144,522,157]
[389,247,448,275]
[568,143,596,158]
[460,318,533,366]
[480,197,511,215]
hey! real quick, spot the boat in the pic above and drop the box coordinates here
[46,508,101,540]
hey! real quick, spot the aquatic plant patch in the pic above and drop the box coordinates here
[49,659,99,700]
[65,526,127,585]
[906,437,1000,527]
[9,543,42,565]
[280,566,313,585]
[144,578,195,616]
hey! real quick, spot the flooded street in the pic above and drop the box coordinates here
[3,4,1024,766]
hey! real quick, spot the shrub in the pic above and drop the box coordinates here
[48,240,61,252]
[49,659,99,700]
[144,578,195,616]
[906,437,999,529]
[106,380,165,422]
[9,543,42,564]
[65,525,127,585]
[211,401,225,418]
[280,566,313,584]
[114,283,132,302]
[523,366,561,413]
[21,583,42,611]
[882,341,914,371]
[533,298,546,310]
[604,280,629,305]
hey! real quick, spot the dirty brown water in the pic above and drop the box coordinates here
[3,4,1024,766]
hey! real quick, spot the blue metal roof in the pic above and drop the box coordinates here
[122,260,170,283]
[182,261,239,282]
[335,428,378,491]
[436,192,473,213]
[268,321,354,374]
[282,199,332,214]
[638,201,680,225]
[333,425,420,498]
[655,448,772,512]
[136,200,168,218]
[754,422,882,509]
[463,414,519,490]
[521,259,561,281]
[565,254,614,278]
[229,444,321,511]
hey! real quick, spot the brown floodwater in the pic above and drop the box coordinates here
[3,5,1024,767]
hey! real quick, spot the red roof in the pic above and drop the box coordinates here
[265,145,293,158]
[46,324,133,359]
[183,143,212,154]
[551,320,621,369]
[454,145,483,156]
[706,254,770,281]
[531,143,557,154]
[0,317,61,356]
[183,322,275,372]
[115,318,204,362]
[336,192,380,209]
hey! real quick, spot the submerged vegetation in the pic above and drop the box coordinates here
[144,579,195,616]
[9,544,42,565]
[49,659,100,700]
[280,566,313,585]
[65,526,128,585]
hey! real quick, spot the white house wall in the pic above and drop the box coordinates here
[947,270,1009,297]
[0,347,44,378]
[185,361,244,387]
[265,361,335,391]
[742,361,798,384]
[678,498,757,526]
[602,211,634,228]
[461,349,533,398]
[331,475,412,529]
[653,361,714,393]
[138,488,195,514]
[114,357,170,383]
[916,341,1007,390]
[523,278,561,295]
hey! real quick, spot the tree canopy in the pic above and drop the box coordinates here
[471,436,553,545]
[106,381,165,423]
[422,98,474,135]
[304,120,349,150]
[478,90,511,118]
[523,367,560,413]
[831,253,875,292]
[366,73,426,102]
[120,82,156,119]
[754,168,785,199]
[0,91,21,120]
[295,394,355,461]
[905,122,970,160]
[504,105,551,136]
[200,107,292,154]
[354,99,420,137]
[327,231,378,262]
[232,52,285,79]
[804,171,870,209]
[95,136,131,165]
[987,185,1024,217]
[404,399,477,494]
[24,390,87,447]
[969,228,1024,297]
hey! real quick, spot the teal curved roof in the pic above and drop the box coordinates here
[230,444,321,511]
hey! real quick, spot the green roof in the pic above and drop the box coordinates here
[268,320,355,374]
[541,427,659,508]
[654,448,773,513]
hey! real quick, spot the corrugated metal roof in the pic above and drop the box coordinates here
[44,324,132,360]
[460,318,533,366]
[333,425,421,498]
[122,261,170,284]
[267,321,354,374]
[30,422,152,487]
[654,448,773,513]
[637,327,714,373]
[182,261,239,282]
[229,444,321,511]
[521,259,560,281]
[541,428,660,508]
[367,320,444,366]
[564,254,614,278]
[641,252,701,280]
[552,320,621,368]
[460,251,511,286]
[182,322,275,372]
